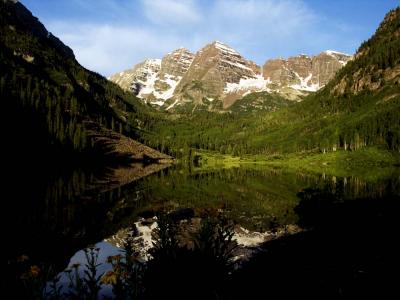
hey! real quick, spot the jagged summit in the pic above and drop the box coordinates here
[262,51,352,93]
[323,50,352,66]
[108,58,161,95]
[325,50,350,56]
[160,48,194,77]
[109,41,352,111]
[109,48,195,106]
[169,40,263,109]
[211,40,240,55]
[166,47,190,56]
[145,58,162,64]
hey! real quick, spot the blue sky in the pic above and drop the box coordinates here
[20,0,399,77]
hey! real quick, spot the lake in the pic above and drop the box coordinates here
[5,162,400,296]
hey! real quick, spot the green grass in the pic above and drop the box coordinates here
[193,150,242,170]
[195,147,400,182]
[260,147,400,181]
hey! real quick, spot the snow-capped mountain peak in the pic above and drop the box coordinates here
[324,50,352,66]
[212,40,239,55]
[109,42,352,111]
[324,49,350,57]
[109,49,195,106]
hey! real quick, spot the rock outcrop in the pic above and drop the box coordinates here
[173,41,262,109]
[263,51,352,92]
[109,49,194,107]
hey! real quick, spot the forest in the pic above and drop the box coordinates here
[2,2,400,299]
[1,2,399,166]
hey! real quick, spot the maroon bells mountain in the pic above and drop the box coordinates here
[109,41,352,111]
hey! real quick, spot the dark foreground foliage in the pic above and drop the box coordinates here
[12,187,400,299]
[13,213,236,300]
[229,188,400,299]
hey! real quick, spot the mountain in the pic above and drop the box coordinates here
[0,0,170,164]
[138,7,399,157]
[108,58,161,95]
[110,41,351,112]
[224,7,400,154]
[263,51,351,92]
[171,41,261,110]
[109,48,195,107]
[3,0,397,165]
[330,9,400,96]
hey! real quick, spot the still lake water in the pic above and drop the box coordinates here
[6,163,400,283]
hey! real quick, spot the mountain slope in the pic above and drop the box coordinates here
[236,7,400,154]
[109,48,195,107]
[140,7,400,157]
[263,51,351,92]
[0,0,169,164]
[172,41,261,110]
[229,91,293,113]
[108,58,161,96]
[329,8,400,96]
[110,41,350,112]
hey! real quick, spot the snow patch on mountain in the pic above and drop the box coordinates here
[290,71,320,92]
[110,42,351,110]
[153,75,182,100]
[109,48,195,106]
[166,99,180,110]
[221,59,253,71]
[137,69,159,97]
[325,50,352,66]
[325,50,349,57]
[121,58,161,98]
[151,100,165,106]
[224,75,271,94]
[214,41,239,55]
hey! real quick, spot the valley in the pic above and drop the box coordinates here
[1,0,399,299]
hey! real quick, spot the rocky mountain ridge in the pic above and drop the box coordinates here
[263,50,350,91]
[109,48,195,107]
[330,7,400,96]
[110,41,352,111]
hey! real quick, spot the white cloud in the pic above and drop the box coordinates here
[192,0,319,64]
[141,0,201,25]
[48,22,184,76]
[42,0,355,77]
[212,0,316,37]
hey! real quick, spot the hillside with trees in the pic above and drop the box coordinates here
[0,1,168,166]
[139,7,400,157]
[1,1,399,164]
